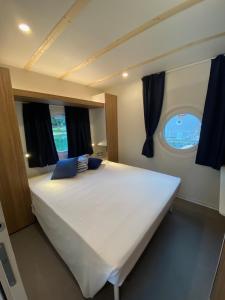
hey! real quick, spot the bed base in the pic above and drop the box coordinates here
[112,204,174,300]
[114,285,120,300]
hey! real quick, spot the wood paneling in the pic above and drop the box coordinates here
[60,0,203,79]
[0,68,34,234]
[211,236,225,300]
[13,89,104,108]
[105,94,118,162]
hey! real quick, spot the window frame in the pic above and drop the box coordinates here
[158,107,202,154]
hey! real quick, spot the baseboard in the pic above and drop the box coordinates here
[177,193,218,212]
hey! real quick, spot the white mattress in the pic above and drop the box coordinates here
[29,161,180,298]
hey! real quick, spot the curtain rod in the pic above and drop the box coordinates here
[166,57,212,74]
[165,53,225,74]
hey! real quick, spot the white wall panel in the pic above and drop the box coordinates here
[109,60,220,209]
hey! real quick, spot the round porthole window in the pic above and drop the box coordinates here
[162,112,201,151]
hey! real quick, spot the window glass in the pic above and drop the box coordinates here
[163,113,201,150]
[51,115,68,155]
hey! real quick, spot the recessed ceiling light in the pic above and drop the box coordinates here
[122,72,128,78]
[18,23,31,33]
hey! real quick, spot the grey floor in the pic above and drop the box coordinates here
[10,198,225,300]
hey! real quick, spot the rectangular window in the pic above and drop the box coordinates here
[50,106,68,160]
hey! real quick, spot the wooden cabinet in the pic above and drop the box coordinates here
[0,67,34,234]
[105,94,118,162]
[211,235,225,300]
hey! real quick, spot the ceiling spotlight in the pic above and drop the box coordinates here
[18,23,31,33]
[122,72,128,78]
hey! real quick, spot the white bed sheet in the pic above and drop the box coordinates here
[29,161,180,298]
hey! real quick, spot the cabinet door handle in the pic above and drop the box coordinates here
[0,243,16,287]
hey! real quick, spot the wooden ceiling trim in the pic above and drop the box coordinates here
[24,0,90,71]
[89,31,225,86]
[59,0,204,79]
[13,89,104,108]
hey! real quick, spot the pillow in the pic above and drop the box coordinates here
[88,157,102,170]
[51,158,78,180]
[77,155,88,173]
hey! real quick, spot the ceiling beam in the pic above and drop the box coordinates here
[59,0,204,79]
[24,0,90,70]
[88,31,225,86]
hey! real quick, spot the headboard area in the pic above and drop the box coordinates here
[15,101,108,178]
[0,67,118,233]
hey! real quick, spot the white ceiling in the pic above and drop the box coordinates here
[0,0,225,89]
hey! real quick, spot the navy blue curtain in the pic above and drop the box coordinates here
[142,72,165,157]
[196,55,225,170]
[65,106,93,157]
[23,103,58,167]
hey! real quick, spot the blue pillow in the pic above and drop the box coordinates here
[51,158,78,180]
[88,157,102,170]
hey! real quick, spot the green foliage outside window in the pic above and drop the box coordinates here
[51,115,68,152]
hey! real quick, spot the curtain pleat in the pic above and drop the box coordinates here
[196,54,225,170]
[65,106,93,157]
[23,103,58,167]
[142,72,165,157]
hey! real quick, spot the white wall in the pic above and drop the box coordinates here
[90,108,106,146]
[109,61,220,210]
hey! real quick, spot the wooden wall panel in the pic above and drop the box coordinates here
[0,67,34,234]
[211,236,225,300]
[13,88,104,108]
[105,94,118,162]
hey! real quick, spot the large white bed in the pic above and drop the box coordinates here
[28,161,180,299]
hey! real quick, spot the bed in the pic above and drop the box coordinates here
[28,161,181,300]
